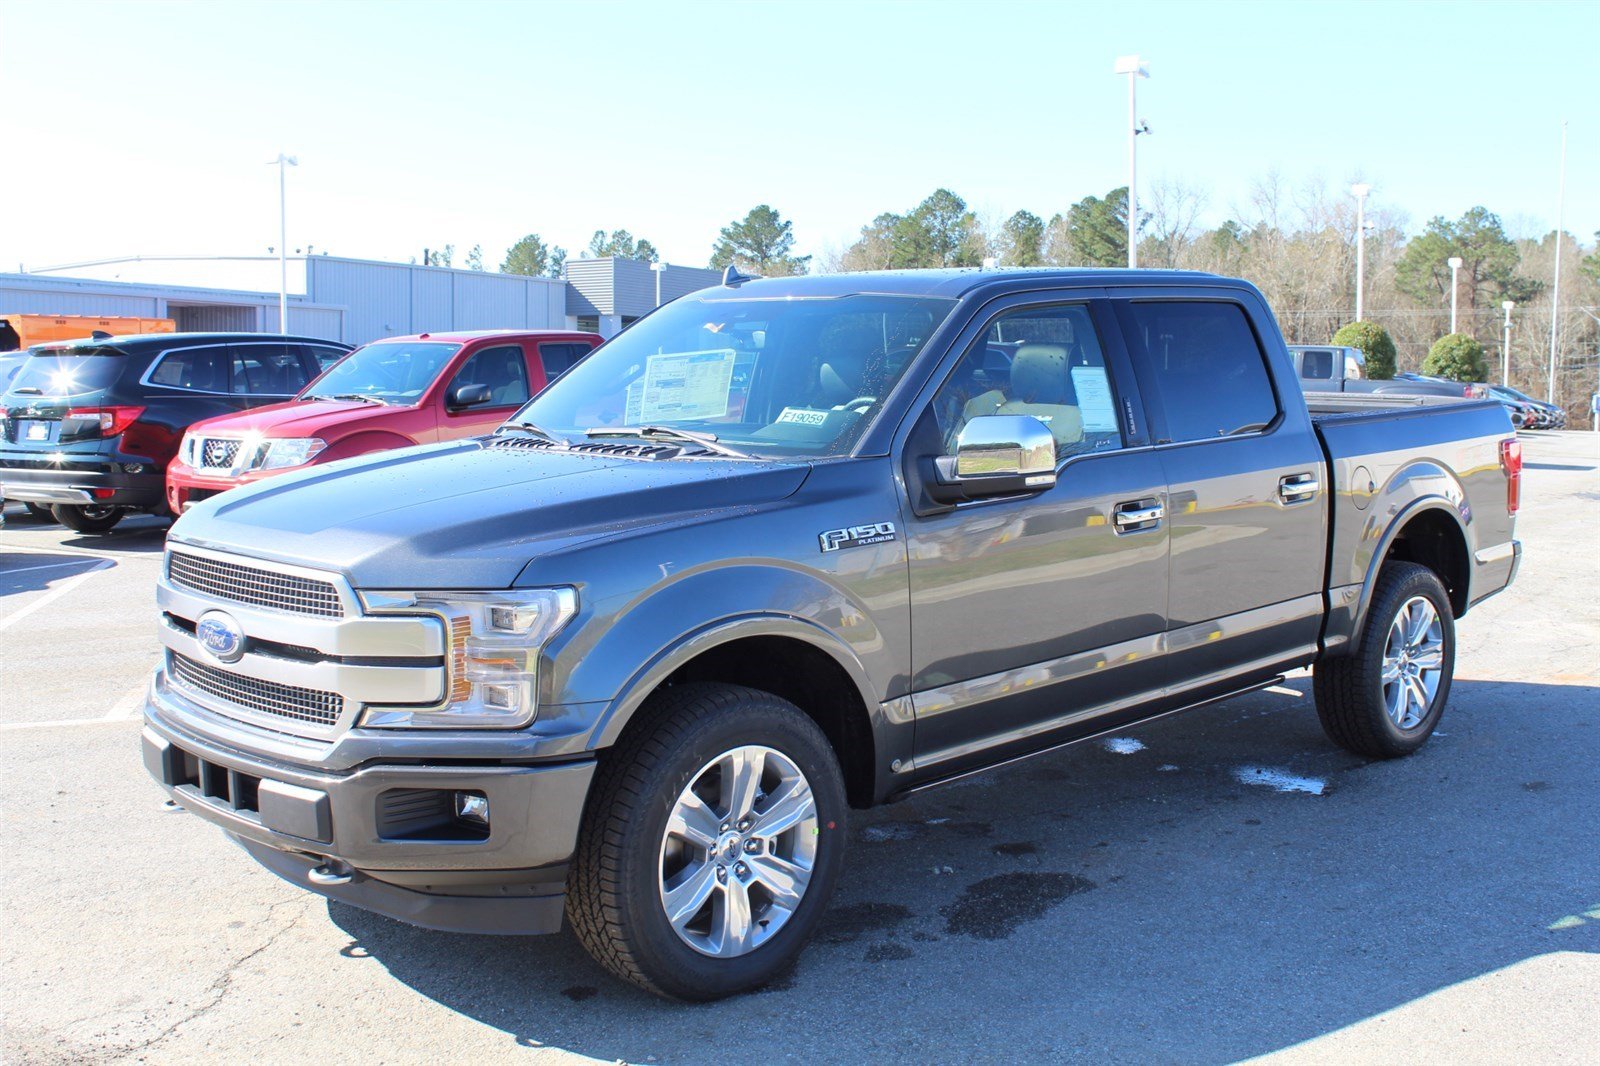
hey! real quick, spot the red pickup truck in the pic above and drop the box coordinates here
[166,329,599,512]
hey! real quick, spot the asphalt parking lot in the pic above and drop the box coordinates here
[2,432,1597,1065]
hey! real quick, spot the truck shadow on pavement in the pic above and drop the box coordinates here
[326,676,1600,1062]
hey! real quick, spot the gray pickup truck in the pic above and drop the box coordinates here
[142,269,1522,999]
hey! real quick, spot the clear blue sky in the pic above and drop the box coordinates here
[2,0,1594,271]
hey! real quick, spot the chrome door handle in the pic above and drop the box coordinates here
[1114,504,1165,529]
[1279,473,1320,502]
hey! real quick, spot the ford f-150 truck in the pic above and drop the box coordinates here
[142,269,1521,1000]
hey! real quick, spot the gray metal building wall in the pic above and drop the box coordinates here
[305,257,567,344]
[563,258,720,319]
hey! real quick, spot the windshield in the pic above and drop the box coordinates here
[6,348,126,397]
[300,340,462,403]
[510,293,955,458]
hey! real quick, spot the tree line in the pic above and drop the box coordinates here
[435,181,1600,417]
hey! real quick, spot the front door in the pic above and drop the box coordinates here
[903,299,1170,775]
[439,343,534,439]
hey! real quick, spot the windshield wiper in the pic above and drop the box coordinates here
[327,393,391,405]
[583,425,750,458]
[503,419,566,444]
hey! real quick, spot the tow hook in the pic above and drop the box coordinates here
[308,859,357,887]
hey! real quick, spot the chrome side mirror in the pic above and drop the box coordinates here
[929,414,1057,502]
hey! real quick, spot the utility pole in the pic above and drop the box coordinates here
[1351,183,1371,322]
[269,153,298,333]
[1113,55,1150,269]
[1447,257,1463,335]
[1501,301,1515,386]
[1547,120,1568,403]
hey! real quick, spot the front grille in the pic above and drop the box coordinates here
[169,652,344,728]
[167,550,344,618]
[197,437,243,471]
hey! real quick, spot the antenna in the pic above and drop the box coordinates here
[722,265,760,287]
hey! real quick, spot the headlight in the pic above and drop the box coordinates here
[356,587,577,729]
[254,437,327,470]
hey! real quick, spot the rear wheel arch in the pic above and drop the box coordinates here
[1352,501,1470,653]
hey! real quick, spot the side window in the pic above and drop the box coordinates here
[538,342,591,383]
[449,345,529,407]
[931,303,1123,461]
[306,345,348,371]
[229,343,310,395]
[148,345,229,392]
[1121,302,1278,442]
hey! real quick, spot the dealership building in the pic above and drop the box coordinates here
[0,254,722,345]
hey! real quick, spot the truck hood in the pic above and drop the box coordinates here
[187,398,412,438]
[169,438,811,589]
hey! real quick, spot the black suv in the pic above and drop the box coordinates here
[0,333,352,533]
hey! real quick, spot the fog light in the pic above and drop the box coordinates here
[454,791,489,826]
[125,463,145,475]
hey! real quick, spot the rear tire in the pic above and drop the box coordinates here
[567,682,848,1001]
[1314,561,1455,758]
[51,504,124,534]
[25,502,51,520]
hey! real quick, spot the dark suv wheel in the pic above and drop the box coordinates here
[567,682,848,1000]
[52,504,124,534]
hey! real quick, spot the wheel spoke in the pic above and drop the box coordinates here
[755,776,814,837]
[662,860,718,929]
[1411,645,1444,671]
[666,792,720,851]
[1381,657,1403,684]
[714,878,754,953]
[722,747,765,820]
[1406,601,1435,647]
[748,853,808,910]
[1405,676,1429,724]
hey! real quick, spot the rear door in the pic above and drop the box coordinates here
[1113,293,1327,680]
[535,339,598,393]
[438,342,533,439]
[226,342,313,409]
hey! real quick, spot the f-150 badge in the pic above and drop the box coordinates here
[819,522,897,553]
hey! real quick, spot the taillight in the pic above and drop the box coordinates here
[65,405,145,437]
[1499,438,1522,516]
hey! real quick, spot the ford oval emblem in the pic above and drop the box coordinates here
[196,610,246,664]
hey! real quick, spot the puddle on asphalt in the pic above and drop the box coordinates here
[941,872,1096,940]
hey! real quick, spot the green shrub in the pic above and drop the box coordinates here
[1331,320,1398,380]
[1422,333,1488,382]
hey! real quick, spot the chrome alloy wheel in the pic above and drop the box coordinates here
[1381,595,1445,729]
[657,745,818,958]
[79,505,117,521]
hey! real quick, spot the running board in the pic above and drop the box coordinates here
[889,675,1285,800]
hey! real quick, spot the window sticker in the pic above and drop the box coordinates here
[638,349,737,422]
[1070,366,1119,432]
[775,407,831,427]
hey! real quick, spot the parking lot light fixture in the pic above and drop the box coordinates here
[651,260,669,307]
[1351,183,1371,321]
[268,153,299,333]
[1502,301,1515,386]
[1113,54,1150,269]
[1447,256,1464,334]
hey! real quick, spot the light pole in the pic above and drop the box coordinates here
[1501,301,1514,386]
[1113,54,1150,270]
[1351,183,1371,322]
[1580,307,1599,433]
[1547,120,1568,403]
[268,153,298,332]
[1447,256,1463,334]
[651,260,669,307]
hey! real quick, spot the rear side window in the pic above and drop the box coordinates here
[450,344,530,407]
[148,345,230,393]
[1122,302,1279,442]
[230,343,311,395]
[8,349,126,395]
[1297,348,1334,379]
[538,342,592,382]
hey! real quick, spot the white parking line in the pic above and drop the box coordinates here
[0,716,140,732]
[103,679,150,720]
[1,559,104,577]
[0,558,114,632]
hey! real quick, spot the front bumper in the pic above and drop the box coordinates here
[166,460,288,513]
[0,456,165,511]
[143,686,597,935]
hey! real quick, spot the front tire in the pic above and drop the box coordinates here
[567,682,848,1000]
[51,504,124,534]
[1314,561,1455,758]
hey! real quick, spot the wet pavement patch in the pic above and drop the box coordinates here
[817,901,913,945]
[992,841,1039,858]
[859,822,921,842]
[937,820,993,838]
[864,941,914,963]
[941,872,1096,940]
[560,985,598,1002]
